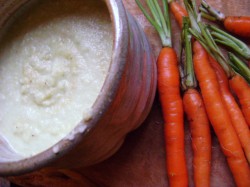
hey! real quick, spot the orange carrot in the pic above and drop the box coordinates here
[200,0,250,37]
[182,19,211,187]
[193,41,250,187]
[229,75,250,127]
[183,89,211,187]
[209,56,250,164]
[224,16,250,38]
[136,1,188,186]
[198,0,250,126]
[169,0,188,28]
[157,47,188,186]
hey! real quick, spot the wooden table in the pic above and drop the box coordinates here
[2,0,250,186]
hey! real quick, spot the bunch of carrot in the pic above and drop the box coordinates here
[136,0,250,186]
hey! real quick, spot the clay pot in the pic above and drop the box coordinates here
[0,0,157,176]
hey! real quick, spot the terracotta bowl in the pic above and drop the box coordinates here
[0,0,157,176]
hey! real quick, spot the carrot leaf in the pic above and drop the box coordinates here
[199,0,225,21]
[184,0,200,33]
[200,11,217,22]
[147,0,162,27]
[184,0,234,78]
[209,25,250,60]
[182,17,197,89]
[136,0,172,47]
[228,53,250,83]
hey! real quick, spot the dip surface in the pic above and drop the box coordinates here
[0,0,112,158]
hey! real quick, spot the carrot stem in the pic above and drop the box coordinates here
[147,0,162,27]
[184,0,235,78]
[228,53,250,83]
[199,0,225,21]
[136,0,172,47]
[198,23,234,77]
[209,25,250,60]
[161,0,171,39]
[200,11,217,22]
[136,0,171,47]
[182,17,196,89]
[183,0,200,33]
[152,0,170,39]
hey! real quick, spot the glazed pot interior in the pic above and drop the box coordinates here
[0,0,128,176]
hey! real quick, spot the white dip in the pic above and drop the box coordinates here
[0,0,112,158]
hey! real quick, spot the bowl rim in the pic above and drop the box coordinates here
[0,0,129,176]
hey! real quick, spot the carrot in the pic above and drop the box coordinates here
[193,41,250,187]
[169,0,188,28]
[136,0,188,186]
[181,19,211,187]
[229,74,250,127]
[188,0,250,121]
[209,56,250,164]
[200,0,250,38]
[183,89,211,187]
[158,48,188,186]
[223,16,250,38]
[186,0,250,185]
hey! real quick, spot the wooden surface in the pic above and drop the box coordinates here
[2,0,250,186]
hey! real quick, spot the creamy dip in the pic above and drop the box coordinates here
[0,0,112,158]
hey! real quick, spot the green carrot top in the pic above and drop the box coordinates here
[136,0,172,47]
[181,17,197,90]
